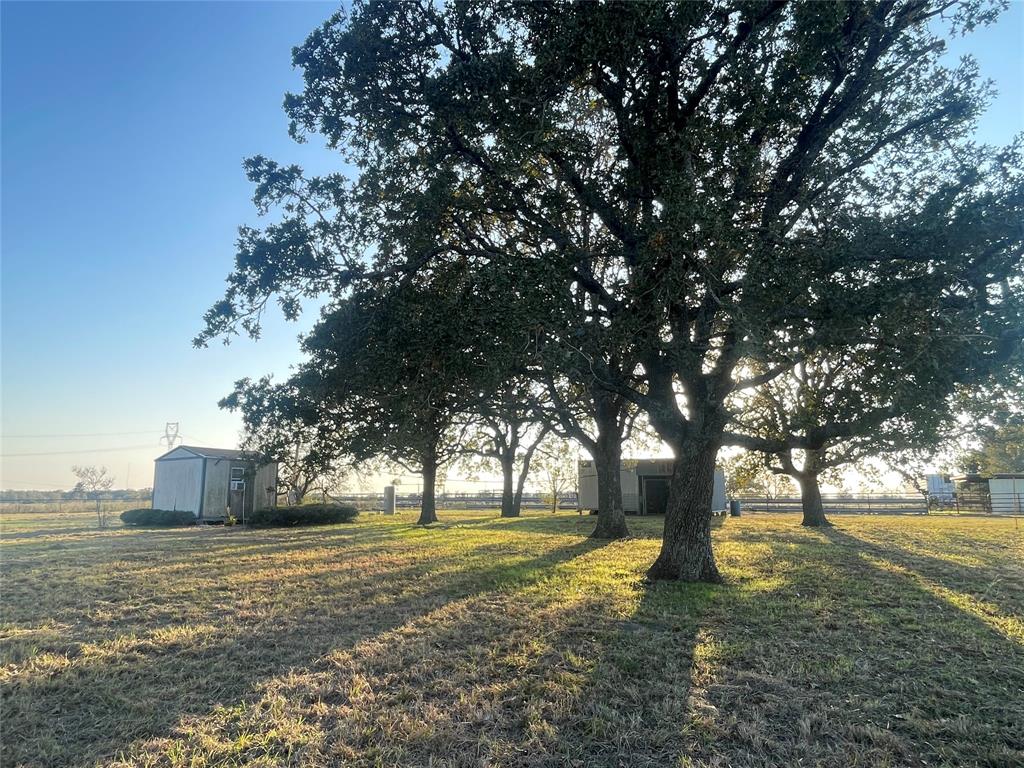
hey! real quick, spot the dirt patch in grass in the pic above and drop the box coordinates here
[1,509,1021,767]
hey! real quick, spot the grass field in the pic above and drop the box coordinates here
[1,508,1021,768]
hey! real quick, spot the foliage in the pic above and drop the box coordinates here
[200,1,1023,580]
[961,417,1024,474]
[720,452,796,499]
[246,503,358,527]
[533,437,578,513]
[119,508,196,527]
[459,379,551,518]
[221,376,351,504]
[727,278,1022,522]
[72,465,116,529]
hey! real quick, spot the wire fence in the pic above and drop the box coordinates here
[325,491,579,511]
[0,499,152,515]
[928,492,1024,515]
[734,494,929,515]
[734,492,1024,516]
[4,492,1018,517]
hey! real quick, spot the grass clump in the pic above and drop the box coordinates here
[119,508,195,527]
[246,503,358,527]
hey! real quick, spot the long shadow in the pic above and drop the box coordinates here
[111,541,707,767]
[9,518,1021,766]
[0,527,612,768]
[821,525,1024,633]
[682,526,1023,765]
[424,524,1021,766]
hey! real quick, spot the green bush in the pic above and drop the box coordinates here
[120,508,196,527]
[246,503,359,527]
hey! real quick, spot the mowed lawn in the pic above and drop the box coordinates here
[1,509,1021,768]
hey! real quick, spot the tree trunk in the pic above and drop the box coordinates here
[590,390,630,539]
[418,454,438,525]
[647,442,721,583]
[499,453,517,517]
[798,470,830,527]
[512,445,538,518]
[591,434,629,539]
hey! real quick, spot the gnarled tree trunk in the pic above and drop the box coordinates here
[418,453,439,525]
[647,441,722,583]
[773,447,831,527]
[798,473,829,526]
[797,450,830,527]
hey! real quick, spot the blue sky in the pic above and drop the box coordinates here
[2,1,1022,491]
[2,1,338,489]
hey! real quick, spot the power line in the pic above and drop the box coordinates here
[0,430,162,439]
[0,479,69,488]
[0,444,157,458]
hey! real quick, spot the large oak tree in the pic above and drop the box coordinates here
[202,1,1022,581]
[279,0,1020,580]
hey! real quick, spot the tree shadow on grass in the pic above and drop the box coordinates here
[820,525,1023,643]
[0,530,612,768]
[106,538,706,768]
[8,518,1021,767]
[680,525,1024,766]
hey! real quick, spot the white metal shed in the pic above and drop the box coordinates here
[988,474,1024,515]
[152,446,278,521]
[577,458,726,515]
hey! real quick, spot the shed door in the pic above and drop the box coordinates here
[642,477,670,516]
[229,467,246,520]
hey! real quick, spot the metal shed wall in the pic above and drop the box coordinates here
[989,477,1024,514]
[202,459,232,519]
[152,455,204,515]
[253,463,278,509]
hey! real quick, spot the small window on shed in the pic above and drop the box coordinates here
[230,467,244,480]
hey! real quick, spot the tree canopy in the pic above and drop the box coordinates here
[201,0,1023,581]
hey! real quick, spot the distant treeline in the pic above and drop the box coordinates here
[0,489,152,502]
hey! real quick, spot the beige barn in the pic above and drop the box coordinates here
[152,446,277,521]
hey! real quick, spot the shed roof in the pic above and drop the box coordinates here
[155,445,263,462]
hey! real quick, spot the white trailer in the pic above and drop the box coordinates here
[152,446,278,521]
[925,474,955,502]
[577,458,726,515]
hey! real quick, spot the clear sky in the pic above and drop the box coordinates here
[2,1,1022,492]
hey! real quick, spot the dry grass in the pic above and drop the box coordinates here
[1,508,1021,767]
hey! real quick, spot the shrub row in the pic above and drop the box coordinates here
[246,503,359,527]
[121,508,196,527]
